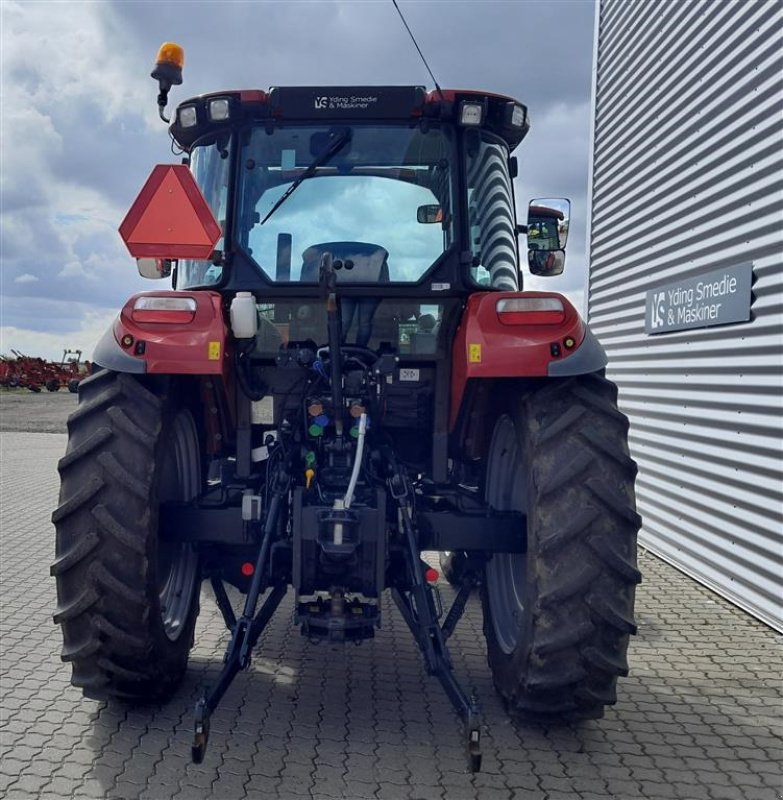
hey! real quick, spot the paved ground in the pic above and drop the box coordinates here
[1,431,781,800]
[0,390,75,434]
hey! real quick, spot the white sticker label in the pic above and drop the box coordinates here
[251,396,275,425]
[399,368,420,382]
[431,282,450,291]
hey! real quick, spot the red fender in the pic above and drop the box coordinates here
[450,291,591,429]
[94,290,230,378]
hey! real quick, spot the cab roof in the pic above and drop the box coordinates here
[170,85,530,151]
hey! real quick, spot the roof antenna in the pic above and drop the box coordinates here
[391,0,445,102]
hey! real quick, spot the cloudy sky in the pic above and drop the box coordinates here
[0,0,595,361]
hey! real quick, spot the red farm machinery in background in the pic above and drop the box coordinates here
[0,349,89,393]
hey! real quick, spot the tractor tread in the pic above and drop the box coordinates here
[92,614,149,655]
[583,646,629,677]
[579,427,638,473]
[50,530,100,576]
[53,585,100,624]
[586,594,638,635]
[72,673,110,693]
[534,403,586,444]
[106,406,156,448]
[575,684,618,707]
[66,380,123,427]
[60,637,101,663]
[480,371,640,724]
[96,451,151,501]
[57,427,112,472]
[587,479,643,527]
[91,504,147,555]
[52,369,199,703]
[525,664,586,691]
[571,379,630,428]
[538,562,600,608]
[539,506,600,554]
[96,657,151,682]
[90,562,148,607]
[587,534,643,584]
[50,476,104,524]
[532,620,595,657]
[536,448,593,497]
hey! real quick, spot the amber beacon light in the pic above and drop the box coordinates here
[151,42,185,122]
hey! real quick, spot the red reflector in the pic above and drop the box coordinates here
[131,309,196,324]
[497,310,565,325]
[241,562,255,577]
[425,568,439,583]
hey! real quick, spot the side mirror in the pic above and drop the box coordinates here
[137,258,173,279]
[528,249,565,276]
[528,197,570,249]
[417,204,443,224]
[527,198,570,276]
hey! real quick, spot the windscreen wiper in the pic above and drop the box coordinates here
[260,127,352,225]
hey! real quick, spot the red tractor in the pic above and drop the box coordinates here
[51,43,640,771]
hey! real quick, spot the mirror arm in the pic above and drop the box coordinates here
[516,224,528,235]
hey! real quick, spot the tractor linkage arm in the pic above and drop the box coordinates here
[190,461,484,771]
[191,460,289,764]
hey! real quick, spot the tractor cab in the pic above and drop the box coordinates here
[170,85,531,302]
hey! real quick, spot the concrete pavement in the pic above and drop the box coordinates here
[1,432,781,799]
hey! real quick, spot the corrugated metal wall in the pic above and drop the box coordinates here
[587,0,783,631]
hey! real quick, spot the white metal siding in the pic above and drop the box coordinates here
[588,0,783,631]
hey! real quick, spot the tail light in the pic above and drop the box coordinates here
[496,297,565,325]
[131,296,197,324]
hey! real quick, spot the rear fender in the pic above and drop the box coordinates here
[449,291,606,429]
[93,290,230,378]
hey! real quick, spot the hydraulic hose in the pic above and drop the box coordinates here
[343,413,368,509]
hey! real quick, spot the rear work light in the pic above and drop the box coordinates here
[459,101,484,126]
[178,105,198,127]
[496,296,565,325]
[208,98,231,121]
[132,296,197,324]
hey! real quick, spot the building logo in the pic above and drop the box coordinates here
[645,264,753,335]
[650,291,666,330]
[314,97,328,109]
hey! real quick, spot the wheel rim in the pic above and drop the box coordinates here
[485,414,528,655]
[157,411,200,642]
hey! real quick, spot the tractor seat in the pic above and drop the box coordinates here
[300,242,390,283]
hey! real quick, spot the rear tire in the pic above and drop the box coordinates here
[51,370,201,701]
[481,372,641,722]
[68,378,80,394]
[46,379,60,392]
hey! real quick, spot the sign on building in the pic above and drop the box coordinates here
[645,264,753,335]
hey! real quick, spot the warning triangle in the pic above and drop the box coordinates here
[119,165,222,259]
